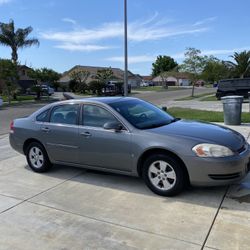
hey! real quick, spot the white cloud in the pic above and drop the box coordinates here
[201,47,250,56]
[55,43,112,52]
[106,55,155,64]
[0,0,11,5]
[106,46,250,65]
[170,46,250,60]
[193,17,217,26]
[40,14,211,52]
[62,18,77,25]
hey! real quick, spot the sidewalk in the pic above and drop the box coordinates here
[216,123,250,139]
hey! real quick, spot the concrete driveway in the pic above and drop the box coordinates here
[0,126,250,249]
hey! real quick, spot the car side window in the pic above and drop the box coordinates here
[82,105,118,128]
[50,104,79,125]
[36,109,50,122]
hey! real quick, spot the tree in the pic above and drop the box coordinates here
[0,20,39,64]
[228,50,250,78]
[69,79,78,92]
[180,48,207,96]
[88,80,105,95]
[34,68,60,90]
[152,55,178,77]
[0,59,18,104]
[91,68,114,95]
[28,67,61,98]
[95,68,114,84]
[69,70,90,93]
[202,57,231,83]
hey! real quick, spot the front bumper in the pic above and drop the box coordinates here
[183,145,250,186]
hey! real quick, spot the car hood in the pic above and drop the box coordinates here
[148,119,246,152]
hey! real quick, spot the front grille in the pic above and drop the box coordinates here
[209,172,241,180]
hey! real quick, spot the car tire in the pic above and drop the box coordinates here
[26,142,52,173]
[142,154,185,196]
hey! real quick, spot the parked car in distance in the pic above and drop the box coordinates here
[140,82,149,87]
[102,81,131,96]
[41,85,54,96]
[26,84,54,96]
[0,96,3,107]
[216,78,250,99]
[9,97,250,196]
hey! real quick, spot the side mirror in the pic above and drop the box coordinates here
[103,121,123,132]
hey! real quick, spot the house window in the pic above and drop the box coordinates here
[22,70,26,76]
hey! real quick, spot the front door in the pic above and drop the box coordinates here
[78,104,132,172]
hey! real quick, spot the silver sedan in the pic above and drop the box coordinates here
[9,97,250,196]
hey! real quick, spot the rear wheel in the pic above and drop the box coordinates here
[26,142,52,173]
[142,154,185,196]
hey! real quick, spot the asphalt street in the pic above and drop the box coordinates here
[0,103,48,135]
[134,87,215,105]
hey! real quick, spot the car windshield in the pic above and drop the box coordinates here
[109,99,175,129]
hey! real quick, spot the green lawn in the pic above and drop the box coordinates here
[175,92,215,101]
[167,107,250,123]
[2,95,35,102]
[200,95,217,101]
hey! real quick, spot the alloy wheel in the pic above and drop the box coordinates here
[29,146,44,169]
[148,160,176,191]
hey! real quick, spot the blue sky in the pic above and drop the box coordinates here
[1,0,250,75]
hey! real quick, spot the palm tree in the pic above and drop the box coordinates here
[229,50,250,78]
[0,20,39,64]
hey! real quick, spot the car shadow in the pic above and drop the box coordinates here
[23,163,243,209]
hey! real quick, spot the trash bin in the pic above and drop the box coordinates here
[221,96,243,125]
[248,92,250,112]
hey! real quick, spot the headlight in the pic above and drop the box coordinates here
[192,143,234,157]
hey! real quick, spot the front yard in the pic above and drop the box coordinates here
[168,107,250,122]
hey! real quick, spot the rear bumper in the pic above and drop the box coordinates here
[184,145,250,186]
[9,133,24,155]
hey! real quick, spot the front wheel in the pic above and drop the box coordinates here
[26,142,52,173]
[142,154,185,196]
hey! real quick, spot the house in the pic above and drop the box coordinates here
[141,76,154,86]
[142,76,153,81]
[152,73,191,86]
[128,74,143,87]
[0,65,36,93]
[59,65,142,88]
[195,80,205,87]
[17,65,36,92]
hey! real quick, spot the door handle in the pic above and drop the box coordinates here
[80,131,92,137]
[41,127,50,133]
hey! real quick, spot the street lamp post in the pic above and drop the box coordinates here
[124,0,128,96]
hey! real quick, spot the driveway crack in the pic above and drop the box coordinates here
[201,185,229,249]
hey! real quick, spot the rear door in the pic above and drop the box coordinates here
[40,104,80,164]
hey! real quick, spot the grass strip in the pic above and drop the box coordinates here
[167,107,250,123]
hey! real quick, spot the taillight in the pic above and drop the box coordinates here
[10,121,14,133]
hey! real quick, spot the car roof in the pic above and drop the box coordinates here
[58,96,138,105]
[31,97,140,119]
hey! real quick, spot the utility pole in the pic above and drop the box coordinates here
[124,0,128,96]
